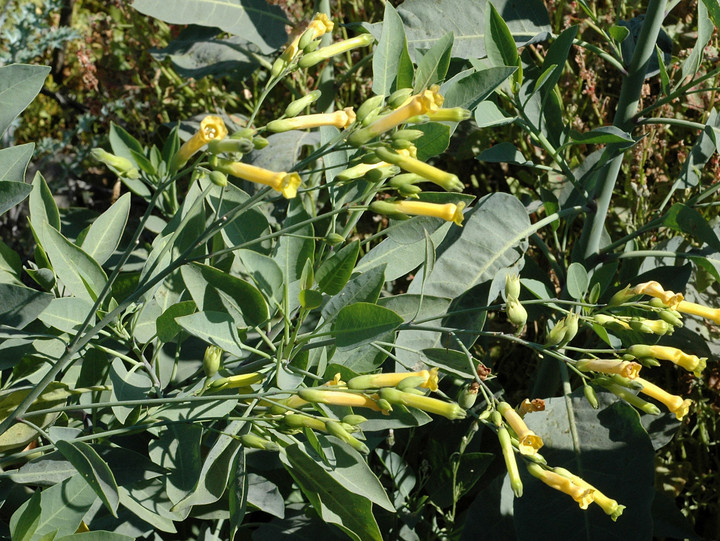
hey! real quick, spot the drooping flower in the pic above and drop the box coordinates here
[347,367,439,392]
[627,344,706,377]
[370,199,465,226]
[349,85,444,145]
[575,359,642,379]
[170,115,228,172]
[497,401,543,455]
[636,377,693,420]
[553,467,625,520]
[213,157,302,199]
[267,107,356,132]
[632,281,684,309]
[526,463,595,509]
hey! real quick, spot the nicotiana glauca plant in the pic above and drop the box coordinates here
[0,0,718,539]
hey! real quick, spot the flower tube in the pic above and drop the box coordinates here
[298,33,375,68]
[526,463,595,509]
[347,367,439,392]
[636,377,693,420]
[213,157,301,199]
[370,199,465,226]
[374,146,464,192]
[267,107,356,132]
[497,401,543,455]
[349,85,445,145]
[627,344,706,377]
[575,359,642,379]
[170,115,228,172]
[298,388,383,412]
[379,388,466,420]
[676,300,720,324]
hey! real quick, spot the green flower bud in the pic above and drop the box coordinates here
[271,57,287,77]
[284,90,322,117]
[342,414,368,426]
[659,310,684,327]
[505,273,521,299]
[325,233,345,246]
[326,421,370,454]
[607,285,636,306]
[387,88,414,109]
[282,413,327,431]
[377,398,393,411]
[629,318,672,335]
[390,180,423,197]
[209,170,228,187]
[506,296,527,328]
[91,148,139,179]
[396,375,432,391]
[583,384,599,409]
[356,94,386,124]
[240,433,280,451]
[252,136,269,150]
[203,345,223,378]
[545,319,567,347]
[230,128,256,139]
[497,423,523,497]
[596,378,662,415]
[365,165,401,182]
[207,138,254,154]
[391,129,425,142]
[391,138,414,150]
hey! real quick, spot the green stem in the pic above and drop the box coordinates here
[583,0,668,262]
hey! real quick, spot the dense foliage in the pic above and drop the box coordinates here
[0,0,718,539]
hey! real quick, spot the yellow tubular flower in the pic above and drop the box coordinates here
[298,33,375,68]
[676,300,720,324]
[526,463,595,509]
[298,388,383,412]
[267,107,356,132]
[553,467,625,521]
[379,388,466,420]
[627,344,706,377]
[336,161,393,182]
[349,85,444,145]
[632,281,684,309]
[214,158,301,199]
[371,199,465,226]
[636,377,693,420]
[497,402,543,455]
[170,115,228,172]
[575,359,642,379]
[347,367,439,392]
[210,372,264,390]
[374,147,464,192]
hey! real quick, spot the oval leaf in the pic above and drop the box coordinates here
[332,302,403,350]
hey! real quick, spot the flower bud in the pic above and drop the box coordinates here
[209,170,228,187]
[342,414,368,426]
[391,138,415,150]
[365,165,401,182]
[326,421,370,454]
[506,296,528,329]
[207,138,255,154]
[427,107,472,122]
[202,345,223,378]
[593,314,631,332]
[629,318,672,335]
[356,94,386,124]
[659,310,684,327]
[583,384,599,409]
[607,285,636,306]
[240,433,279,451]
[505,273,521,299]
[387,88,414,109]
[252,136,269,150]
[91,148,139,179]
[282,413,327,431]
[284,90,322,117]
[391,129,425,142]
[325,233,345,246]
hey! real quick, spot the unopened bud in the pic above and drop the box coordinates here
[427,107,472,122]
[583,384,599,409]
[203,345,223,377]
[391,129,425,142]
[209,170,228,187]
[252,136,269,150]
[326,421,370,454]
[284,90,323,117]
[505,274,521,299]
[387,88,414,109]
[506,296,527,329]
[342,414,368,426]
[457,384,479,409]
[240,433,279,451]
[325,233,345,246]
[298,33,375,68]
[91,148,139,179]
[365,165,401,182]
[356,94,386,124]
[608,285,636,306]
[659,310,684,327]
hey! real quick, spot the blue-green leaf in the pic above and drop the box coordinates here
[80,193,131,266]
[414,32,454,92]
[0,181,32,218]
[372,3,409,95]
[0,64,50,137]
[174,310,246,357]
[316,240,360,295]
[332,302,403,349]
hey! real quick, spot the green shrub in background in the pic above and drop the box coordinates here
[0,0,718,539]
